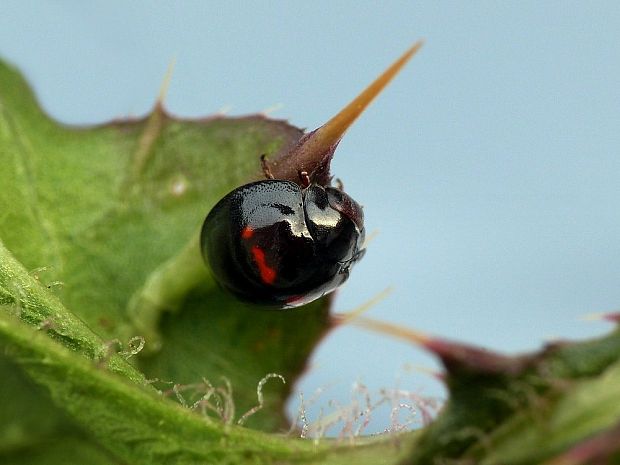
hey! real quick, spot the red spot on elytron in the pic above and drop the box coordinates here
[251,245,276,285]
[241,226,254,239]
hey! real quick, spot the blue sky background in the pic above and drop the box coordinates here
[2,1,619,433]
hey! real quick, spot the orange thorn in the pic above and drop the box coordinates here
[289,40,424,166]
[333,287,394,325]
[349,316,431,346]
[156,56,176,107]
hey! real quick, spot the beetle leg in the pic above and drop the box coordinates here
[298,170,311,188]
[260,154,275,179]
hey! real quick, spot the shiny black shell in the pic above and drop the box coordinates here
[200,180,365,307]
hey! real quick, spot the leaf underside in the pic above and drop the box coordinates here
[1,58,619,465]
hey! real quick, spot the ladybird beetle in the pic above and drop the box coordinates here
[201,180,365,307]
[200,41,422,308]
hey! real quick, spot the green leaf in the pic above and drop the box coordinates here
[0,56,335,460]
[0,55,334,423]
[392,322,620,464]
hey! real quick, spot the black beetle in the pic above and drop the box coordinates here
[201,180,365,307]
